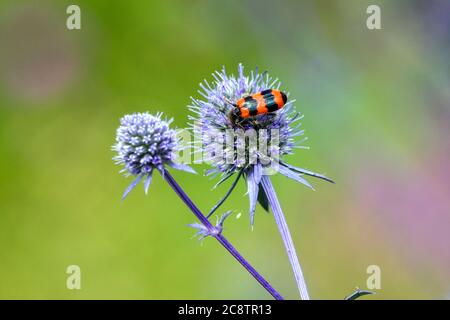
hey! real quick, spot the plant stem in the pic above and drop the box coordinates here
[261,175,310,300]
[207,169,244,219]
[162,168,283,300]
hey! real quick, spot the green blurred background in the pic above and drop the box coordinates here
[0,0,449,299]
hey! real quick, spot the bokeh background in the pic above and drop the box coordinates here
[0,0,448,299]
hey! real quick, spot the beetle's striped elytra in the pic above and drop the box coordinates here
[228,89,288,125]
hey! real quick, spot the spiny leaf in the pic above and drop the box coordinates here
[257,183,270,212]
[344,288,375,300]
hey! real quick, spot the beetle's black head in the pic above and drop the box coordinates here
[228,107,241,125]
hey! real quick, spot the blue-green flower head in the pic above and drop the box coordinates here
[189,64,333,224]
[113,112,194,199]
[189,64,302,175]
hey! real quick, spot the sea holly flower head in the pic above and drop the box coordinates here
[113,112,195,199]
[189,64,333,224]
[190,64,300,173]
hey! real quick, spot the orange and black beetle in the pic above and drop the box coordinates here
[228,89,288,124]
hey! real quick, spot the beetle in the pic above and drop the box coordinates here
[228,89,288,125]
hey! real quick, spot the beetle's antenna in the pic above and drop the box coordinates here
[224,97,235,107]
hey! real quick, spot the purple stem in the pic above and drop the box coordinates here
[261,175,310,300]
[162,168,283,300]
